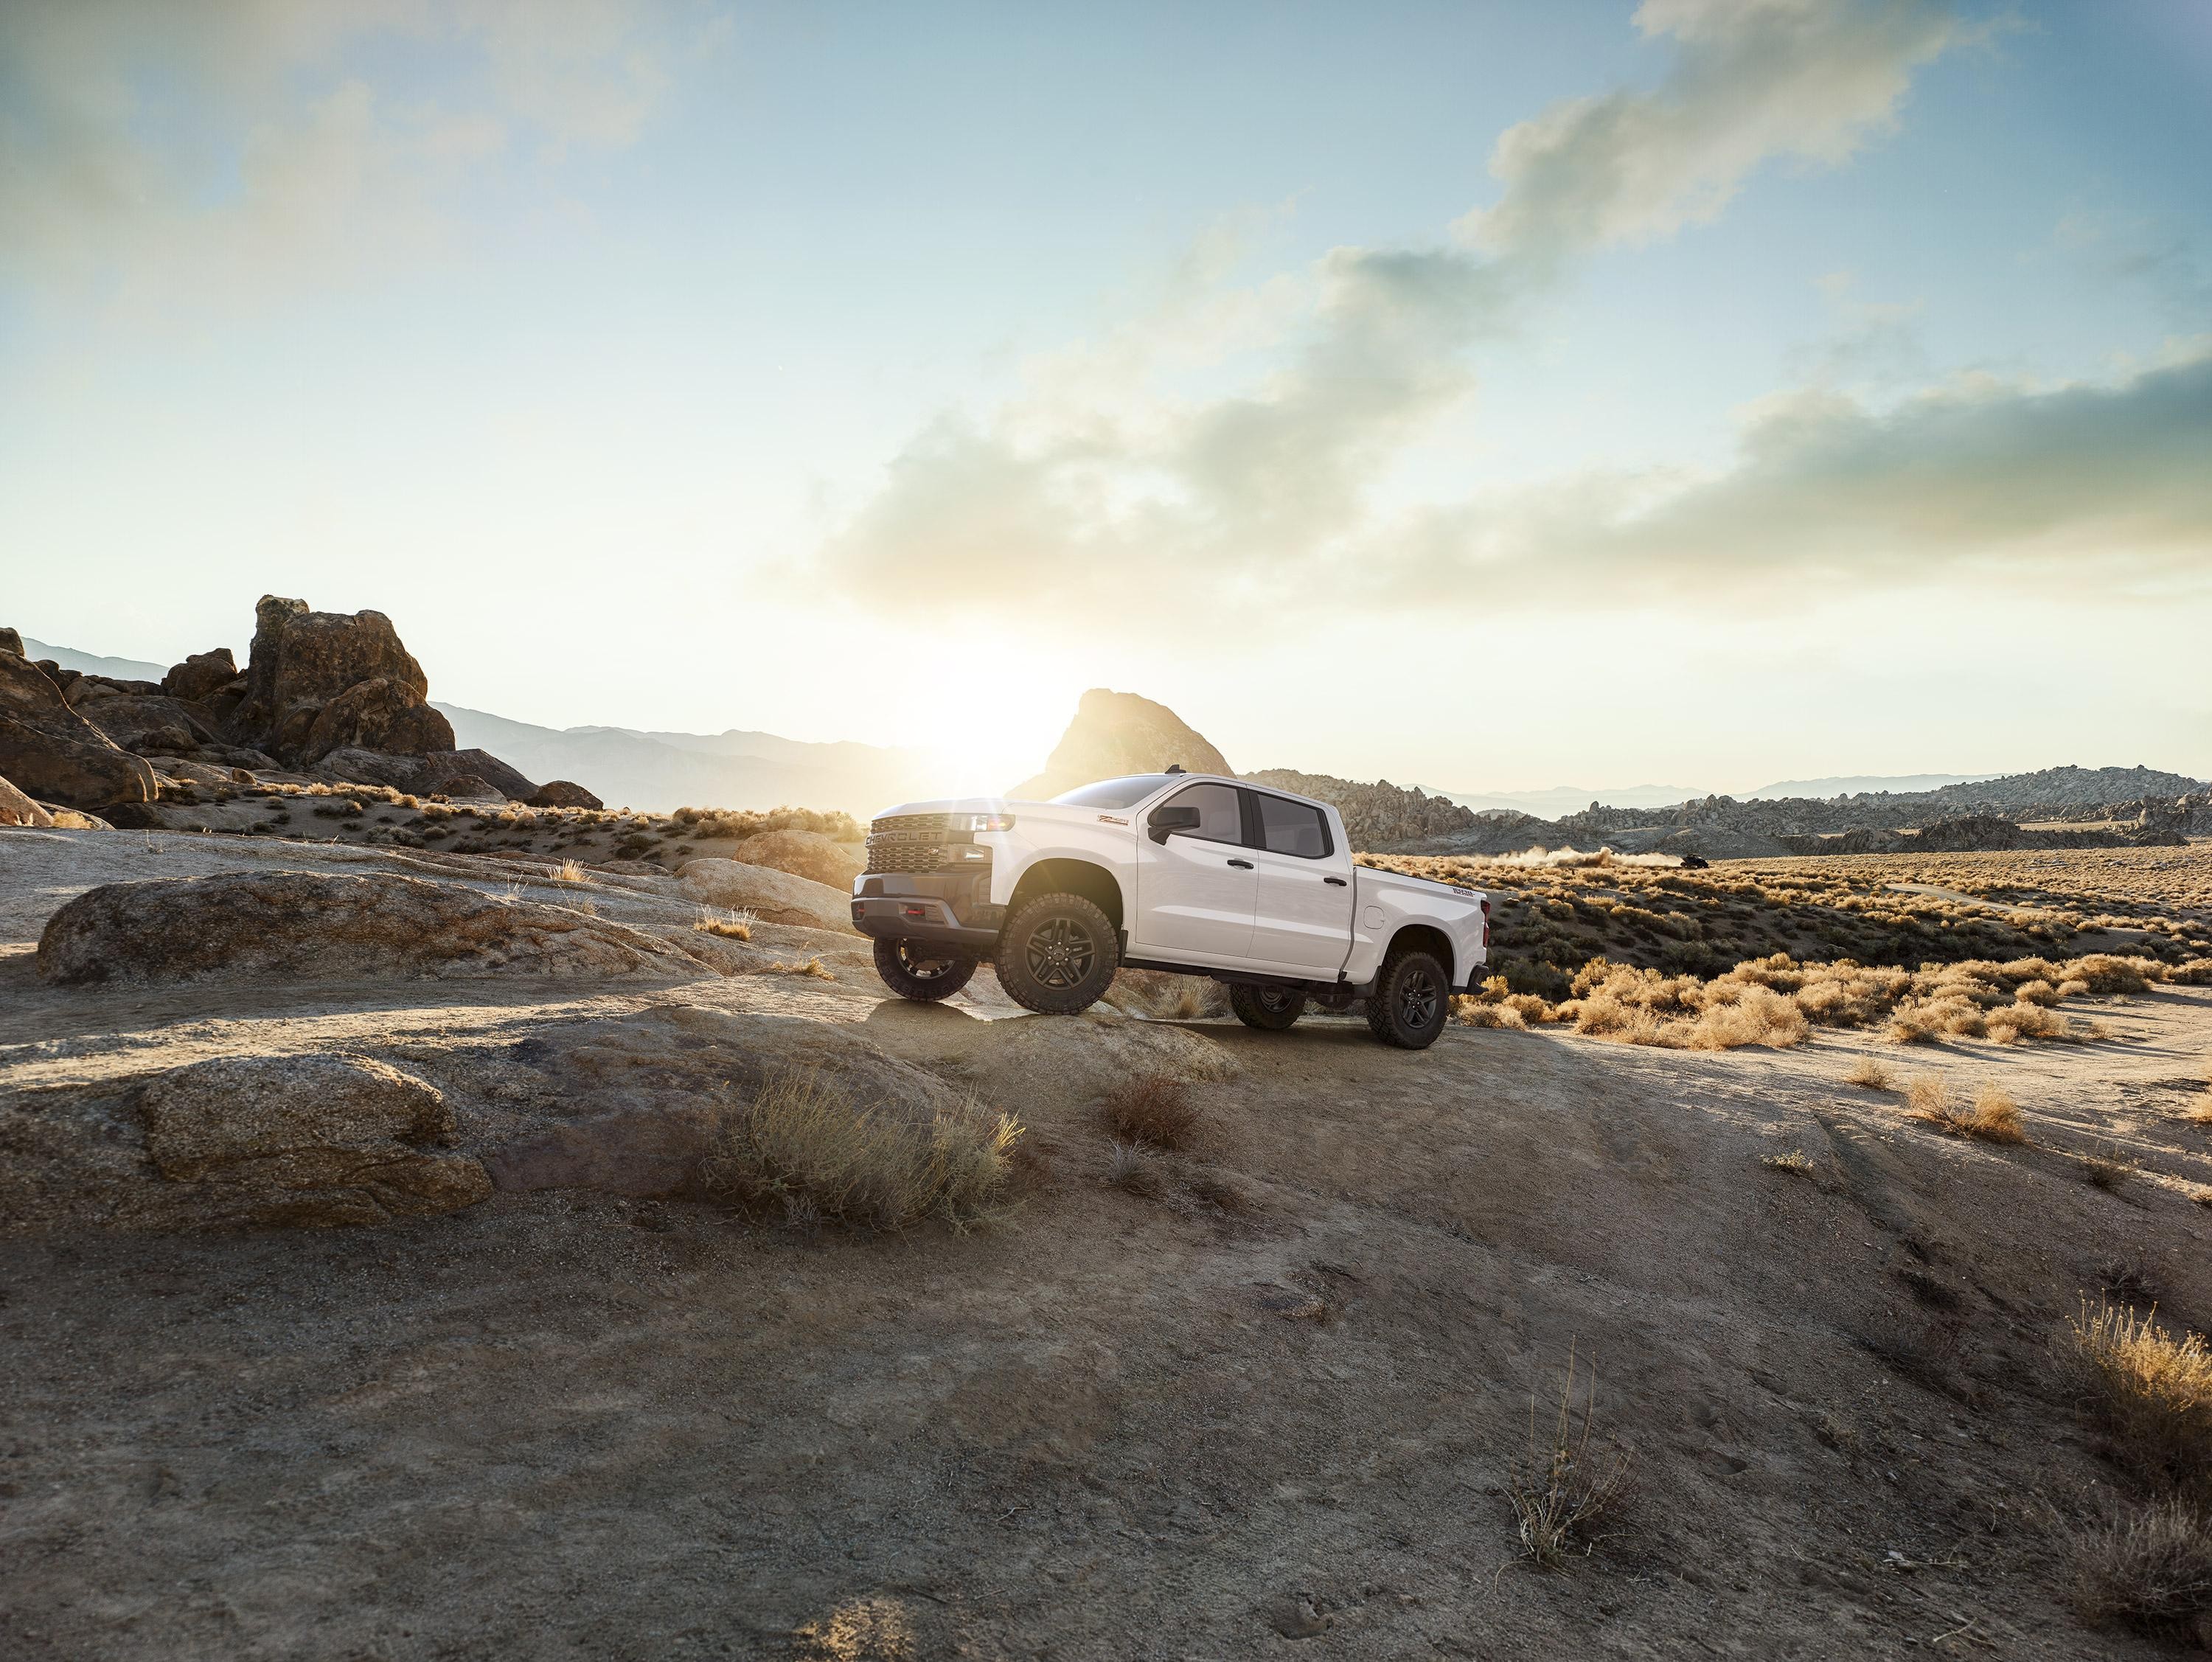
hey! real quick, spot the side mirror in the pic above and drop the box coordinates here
[1147,804,1201,844]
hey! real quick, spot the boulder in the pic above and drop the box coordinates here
[299,676,455,763]
[227,595,446,764]
[38,870,721,986]
[0,627,21,656]
[434,773,498,799]
[0,773,55,827]
[0,649,158,809]
[481,1006,969,1199]
[140,1054,490,1228]
[530,779,603,810]
[161,648,237,703]
[423,748,538,802]
[678,858,858,932]
[733,827,864,890]
[1010,688,1233,800]
[74,692,218,756]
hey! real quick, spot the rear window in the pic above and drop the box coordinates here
[1051,774,1172,809]
[1254,793,1331,858]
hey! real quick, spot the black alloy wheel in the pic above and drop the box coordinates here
[994,892,1121,1015]
[874,937,978,1001]
[1230,983,1305,1031]
[1367,948,1450,1049]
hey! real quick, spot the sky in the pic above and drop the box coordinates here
[2,0,2208,797]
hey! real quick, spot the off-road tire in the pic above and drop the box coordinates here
[873,938,977,1002]
[1229,984,1306,1031]
[1366,948,1449,1049]
[994,892,1120,1015]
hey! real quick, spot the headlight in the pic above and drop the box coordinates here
[963,813,1015,832]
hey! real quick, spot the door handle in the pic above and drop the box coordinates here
[1324,876,1347,886]
[1226,858,1253,869]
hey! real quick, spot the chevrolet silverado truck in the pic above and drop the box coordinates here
[849,769,1489,1049]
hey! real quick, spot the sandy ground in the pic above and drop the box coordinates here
[5,829,2212,1659]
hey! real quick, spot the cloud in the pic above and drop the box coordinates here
[821,0,1978,619]
[1464,0,1970,277]
[0,0,705,308]
[1387,341,2212,600]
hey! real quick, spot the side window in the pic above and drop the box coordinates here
[1164,782,1243,844]
[1254,793,1332,859]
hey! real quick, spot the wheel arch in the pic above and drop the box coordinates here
[1381,922,1454,987]
[1007,857,1127,934]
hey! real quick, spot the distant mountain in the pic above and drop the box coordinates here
[434,703,939,816]
[21,636,167,684]
[1746,773,1997,800]
[1910,765,2205,814]
[1420,782,1707,816]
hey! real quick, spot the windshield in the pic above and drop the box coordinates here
[1050,774,1175,809]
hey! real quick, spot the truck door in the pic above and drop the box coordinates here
[1130,782,1257,962]
[1242,790,1354,971]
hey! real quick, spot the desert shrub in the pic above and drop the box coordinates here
[1104,1138,1161,1195]
[1104,969,1228,1021]
[1101,1074,1202,1150]
[765,956,835,981]
[672,804,863,842]
[692,908,754,941]
[2071,1298,2212,1497]
[2016,978,2061,1006]
[703,1072,1022,1231]
[1508,1342,1632,1571]
[1454,998,1528,1029]
[1844,1057,1894,1091]
[1986,1002,2070,1044]
[1905,1077,2025,1144]
[2070,1499,2212,1629]
[2072,955,2157,995]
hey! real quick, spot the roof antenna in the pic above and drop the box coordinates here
[1165,763,1186,773]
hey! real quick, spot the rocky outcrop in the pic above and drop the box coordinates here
[226,596,447,765]
[1010,689,1232,800]
[38,871,719,986]
[0,627,21,656]
[71,692,218,757]
[0,647,159,809]
[732,827,863,890]
[530,779,603,810]
[0,773,55,827]
[140,1054,490,1228]
[678,858,858,931]
[299,676,455,764]
[161,648,239,705]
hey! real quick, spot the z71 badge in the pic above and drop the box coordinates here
[1097,814,1128,826]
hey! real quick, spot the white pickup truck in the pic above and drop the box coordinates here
[849,768,1489,1049]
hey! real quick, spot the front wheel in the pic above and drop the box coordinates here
[874,938,976,1002]
[1366,949,1448,1049]
[1229,984,1305,1031]
[994,893,1120,1015]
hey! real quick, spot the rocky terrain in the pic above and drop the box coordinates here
[10,819,2212,1658]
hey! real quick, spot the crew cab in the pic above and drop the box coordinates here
[849,769,1489,1049]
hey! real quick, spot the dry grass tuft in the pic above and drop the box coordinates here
[551,858,588,883]
[703,1071,1022,1231]
[1905,1077,2025,1144]
[2070,1498,2212,1629]
[2082,1141,2138,1192]
[692,908,754,941]
[765,955,835,981]
[2070,1297,2212,1496]
[1104,969,1228,1021]
[1104,1139,1162,1196]
[1760,1150,1821,1183]
[1507,1341,1632,1571]
[1101,1074,1203,1151]
[1843,1057,1895,1091]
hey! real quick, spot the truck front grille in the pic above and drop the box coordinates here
[866,813,978,875]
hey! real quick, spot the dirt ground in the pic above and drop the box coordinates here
[5,830,2212,1659]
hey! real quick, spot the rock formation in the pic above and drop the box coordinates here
[677,858,859,931]
[140,1054,490,1228]
[1010,689,1233,800]
[0,773,55,826]
[0,644,159,809]
[731,827,864,890]
[37,871,718,985]
[225,596,455,765]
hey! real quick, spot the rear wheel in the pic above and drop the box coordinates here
[1366,948,1448,1049]
[994,893,1120,1015]
[873,938,976,1002]
[1229,984,1305,1031]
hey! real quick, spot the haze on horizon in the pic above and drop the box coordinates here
[4,0,2208,800]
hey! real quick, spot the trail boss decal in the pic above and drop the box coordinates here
[1097,814,1128,825]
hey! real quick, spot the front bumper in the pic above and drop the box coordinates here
[849,872,1005,955]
